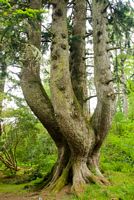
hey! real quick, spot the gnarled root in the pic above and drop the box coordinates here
[71,159,104,196]
[49,160,71,193]
[33,145,70,191]
[33,153,110,196]
[87,152,110,186]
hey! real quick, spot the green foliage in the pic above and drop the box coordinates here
[0,0,11,8]
[0,183,27,194]
[101,112,134,173]
[0,178,41,194]
[128,92,134,120]
[1,105,134,199]
[109,0,134,44]
[13,8,45,20]
[0,105,56,173]
[0,0,46,65]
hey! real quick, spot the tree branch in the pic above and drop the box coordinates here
[107,46,121,51]
[85,31,93,38]
[84,95,97,102]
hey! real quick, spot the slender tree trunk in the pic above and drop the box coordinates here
[120,57,128,116]
[114,50,122,112]
[0,63,7,135]
[122,81,128,117]
[0,61,18,171]
[0,148,18,171]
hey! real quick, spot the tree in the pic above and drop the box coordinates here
[107,0,134,116]
[2,0,133,195]
[0,119,18,171]
[20,0,115,194]
[0,34,7,136]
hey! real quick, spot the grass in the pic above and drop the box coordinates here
[0,183,27,194]
[0,169,133,199]
[66,171,134,200]
[0,178,41,194]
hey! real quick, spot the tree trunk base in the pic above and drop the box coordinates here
[31,149,110,195]
[33,158,110,196]
[88,153,110,186]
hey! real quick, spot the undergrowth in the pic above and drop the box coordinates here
[0,113,133,199]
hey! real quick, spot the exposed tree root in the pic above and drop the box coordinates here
[29,160,110,199]
[87,153,111,186]
[96,175,110,186]
[31,145,70,191]
[47,146,70,188]
[29,153,110,197]
[28,167,54,191]
[71,159,106,196]
[48,160,71,193]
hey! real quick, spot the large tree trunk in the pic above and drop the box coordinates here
[50,0,98,193]
[20,0,115,195]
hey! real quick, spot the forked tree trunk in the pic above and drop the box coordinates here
[20,0,115,195]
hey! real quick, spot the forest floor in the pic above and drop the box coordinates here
[0,185,71,200]
[0,187,72,200]
[0,171,134,200]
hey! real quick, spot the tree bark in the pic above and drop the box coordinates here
[20,0,70,186]
[50,0,91,156]
[20,0,64,148]
[88,0,116,177]
[70,0,88,115]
